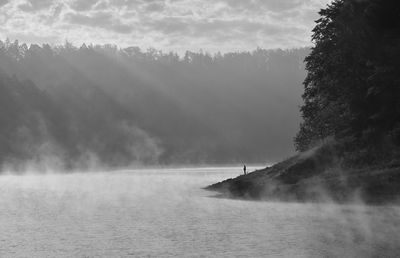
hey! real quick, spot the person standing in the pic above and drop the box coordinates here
[243,164,247,175]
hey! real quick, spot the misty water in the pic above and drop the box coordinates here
[1,167,399,257]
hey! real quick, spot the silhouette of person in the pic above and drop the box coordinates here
[243,164,247,175]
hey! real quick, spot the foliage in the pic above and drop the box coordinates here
[295,0,400,166]
[0,41,308,167]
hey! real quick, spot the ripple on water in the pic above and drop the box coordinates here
[0,169,399,257]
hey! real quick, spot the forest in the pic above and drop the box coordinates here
[0,41,308,170]
[295,0,400,168]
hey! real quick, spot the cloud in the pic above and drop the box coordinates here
[145,2,165,13]
[220,0,304,13]
[142,17,298,39]
[69,0,100,11]
[65,12,133,34]
[0,0,9,7]
[0,0,331,52]
[19,0,54,12]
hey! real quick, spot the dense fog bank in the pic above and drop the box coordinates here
[0,40,308,169]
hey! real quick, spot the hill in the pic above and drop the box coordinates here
[0,43,308,169]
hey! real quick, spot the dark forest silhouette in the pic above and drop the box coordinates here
[0,41,308,169]
[295,0,400,167]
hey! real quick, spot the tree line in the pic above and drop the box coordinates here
[0,40,308,169]
[295,0,400,167]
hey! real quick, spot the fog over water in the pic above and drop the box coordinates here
[1,167,399,257]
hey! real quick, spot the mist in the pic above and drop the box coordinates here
[0,40,308,169]
[1,0,399,257]
[1,169,399,257]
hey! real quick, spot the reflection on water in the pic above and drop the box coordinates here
[0,167,399,257]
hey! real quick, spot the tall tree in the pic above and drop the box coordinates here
[295,0,400,165]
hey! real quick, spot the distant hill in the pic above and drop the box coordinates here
[0,42,309,170]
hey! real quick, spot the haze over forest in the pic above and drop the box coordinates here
[0,40,308,169]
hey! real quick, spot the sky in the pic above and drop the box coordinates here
[0,0,331,53]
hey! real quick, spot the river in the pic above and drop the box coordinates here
[0,167,399,257]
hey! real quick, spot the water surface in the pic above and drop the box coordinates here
[0,167,399,257]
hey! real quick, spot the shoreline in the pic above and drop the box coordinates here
[205,149,400,205]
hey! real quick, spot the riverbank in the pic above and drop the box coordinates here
[205,146,400,204]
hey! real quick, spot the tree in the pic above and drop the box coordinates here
[295,0,400,165]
